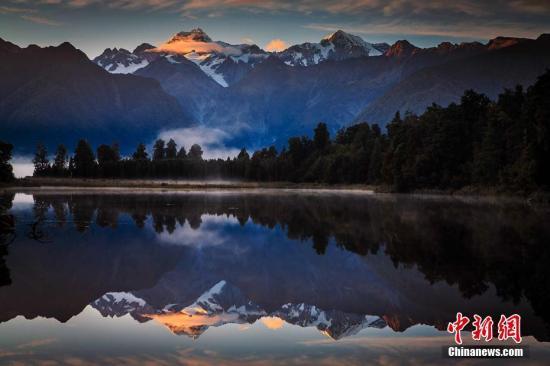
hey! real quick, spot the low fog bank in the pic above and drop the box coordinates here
[12,156,33,178]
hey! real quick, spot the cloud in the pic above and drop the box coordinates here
[156,214,240,247]
[155,37,242,56]
[260,316,285,329]
[21,14,62,25]
[509,0,550,14]
[0,6,38,14]
[11,156,34,178]
[264,38,287,52]
[17,338,57,349]
[304,19,546,40]
[157,126,241,160]
[180,0,294,13]
[0,3,62,26]
[12,0,550,17]
[66,0,101,7]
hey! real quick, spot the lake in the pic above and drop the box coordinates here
[0,190,549,365]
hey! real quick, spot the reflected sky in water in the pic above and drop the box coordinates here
[0,191,550,365]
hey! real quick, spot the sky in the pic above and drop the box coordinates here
[0,0,549,58]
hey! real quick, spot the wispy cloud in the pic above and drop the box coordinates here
[157,126,240,160]
[12,0,550,16]
[17,338,57,349]
[305,19,546,40]
[1,3,62,26]
[264,38,287,52]
[21,14,62,25]
[0,6,38,14]
[509,0,550,14]
[156,214,240,247]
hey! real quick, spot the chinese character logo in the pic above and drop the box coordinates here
[497,314,522,343]
[447,312,470,344]
[447,313,521,344]
[472,314,494,342]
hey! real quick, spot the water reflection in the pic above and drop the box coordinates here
[0,193,15,287]
[0,191,549,364]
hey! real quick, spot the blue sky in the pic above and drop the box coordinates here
[1,0,549,58]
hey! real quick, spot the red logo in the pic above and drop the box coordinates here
[447,312,470,344]
[447,313,522,344]
[497,314,522,343]
[472,314,494,342]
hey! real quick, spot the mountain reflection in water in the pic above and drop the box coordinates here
[0,191,549,364]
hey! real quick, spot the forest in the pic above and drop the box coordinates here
[1,70,549,193]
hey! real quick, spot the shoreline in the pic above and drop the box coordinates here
[5,177,379,191]
[2,177,550,203]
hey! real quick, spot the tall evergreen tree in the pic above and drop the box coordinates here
[237,148,250,160]
[0,141,14,182]
[132,143,149,160]
[314,122,330,151]
[189,144,204,160]
[368,138,383,183]
[153,139,166,161]
[97,144,117,165]
[32,143,49,177]
[52,144,68,177]
[166,139,178,159]
[176,147,187,159]
[72,140,96,177]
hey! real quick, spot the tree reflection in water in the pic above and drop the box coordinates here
[0,193,15,287]
[2,192,550,340]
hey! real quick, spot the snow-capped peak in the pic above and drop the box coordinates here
[183,280,227,314]
[322,30,370,49]
[148,29,269,87]
[90,283,387,340]
[168,28,213,44]
[94,27,389,84]
[144,281,266,339]
[279,30,387,66]
[93,47,151,74]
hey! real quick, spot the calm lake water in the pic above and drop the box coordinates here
[0,191,549,365]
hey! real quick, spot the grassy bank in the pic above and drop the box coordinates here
[6,177,377,191]
[3,177,550,203]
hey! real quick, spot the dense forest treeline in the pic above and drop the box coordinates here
[1,70,549,192]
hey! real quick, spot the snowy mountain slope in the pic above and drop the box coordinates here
[278,30,389,66]
[91,280,386,340]
[152,28,269,87]
[93,28,386,85]
[92,43,156,74]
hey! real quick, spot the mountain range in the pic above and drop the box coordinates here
[91,280,387,340]
[1,28,550,154]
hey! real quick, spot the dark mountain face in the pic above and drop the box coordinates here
[356,35,550,124]
[206,55,401,147]
[135,55,223,124]
[0,40,188,154]
[124,32,550,149]
[198,36,528,147]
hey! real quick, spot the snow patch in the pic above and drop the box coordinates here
[108,59,149,74]
[101,292,146,306]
